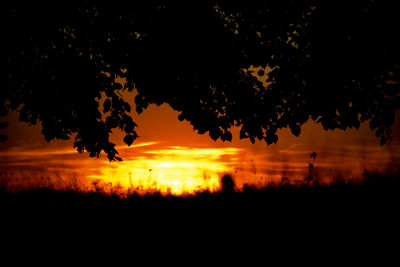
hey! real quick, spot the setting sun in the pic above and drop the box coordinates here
[87,145,241,196]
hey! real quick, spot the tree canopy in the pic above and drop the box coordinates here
[1,0,399,161]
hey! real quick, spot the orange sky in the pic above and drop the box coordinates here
[0,91,399,195]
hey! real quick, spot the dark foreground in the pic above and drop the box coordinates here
[1,171,399,256]
[2,172,399,223]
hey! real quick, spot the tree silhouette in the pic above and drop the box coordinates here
[1,0,399,161]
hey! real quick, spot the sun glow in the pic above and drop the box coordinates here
[88,146,241,196]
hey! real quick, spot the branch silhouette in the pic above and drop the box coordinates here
[1,0,399,161]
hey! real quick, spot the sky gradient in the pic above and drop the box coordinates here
[1,100,399,195]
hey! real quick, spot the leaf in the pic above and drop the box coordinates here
[123,134,134,146]
[375,127,384,137]
[197,127,207,134]
[380,136,387,146]
[105,116,118,128]
[0,134,7,142]
[0,122,9,129]
[239,131,248,139]
[136,106,143,114]
[59,133,70,140]
[209,128,219,141]
[124,102,131,112]
[112,83,123,90]
[103,99,111,113]
[222,131,232,142]
[290,124,301,137]
[249,136,255,144]
[265,134,278,145]
[107,153,115,162]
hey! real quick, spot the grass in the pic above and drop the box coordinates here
[2,170,399,216]
[1,170,399,254]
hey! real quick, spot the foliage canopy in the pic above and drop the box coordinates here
[1,0,399,160]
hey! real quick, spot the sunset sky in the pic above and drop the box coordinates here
[2,2,400,196]
[1,98,399,195]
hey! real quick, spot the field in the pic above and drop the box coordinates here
[0,170,399,258]
[2,171,399,220]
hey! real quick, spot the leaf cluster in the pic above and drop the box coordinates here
[1,0,399,160]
